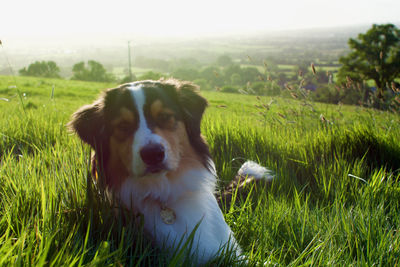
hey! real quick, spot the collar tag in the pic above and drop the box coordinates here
[160,205,176,225]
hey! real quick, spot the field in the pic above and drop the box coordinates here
[1,75,400,266]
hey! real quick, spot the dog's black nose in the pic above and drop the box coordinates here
[140,144,165,166]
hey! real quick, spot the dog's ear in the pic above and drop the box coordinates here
[176,81,208,136]
[175,81,212,168]
[68,100,105,148]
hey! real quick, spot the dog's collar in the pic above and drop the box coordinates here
[160,204,176,225]
[94,169,176,225]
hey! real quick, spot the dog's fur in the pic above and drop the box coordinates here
[69,79,240,264]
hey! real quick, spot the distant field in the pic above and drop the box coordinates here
[317,66,339,72]
[240,64,266,73]
[1,75,400,266]
[277,64,295,71]
[238,63,340,79]
[278,64,340,72]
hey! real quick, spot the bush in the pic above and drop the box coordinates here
[193,79,211,91]
[71,61,115,82]
[120,74,137,84]
[251,81,281,96]
[137,71,165,81]
[19,61,61,78]
[220,85,239,93]
[171,68,199,81]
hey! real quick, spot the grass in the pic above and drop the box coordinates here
[1,75,400,266]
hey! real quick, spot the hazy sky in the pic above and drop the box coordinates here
[2,0,400,37]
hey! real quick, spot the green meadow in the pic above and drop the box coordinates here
[0,75,400,266]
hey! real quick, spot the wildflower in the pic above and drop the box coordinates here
[311,63,316,75]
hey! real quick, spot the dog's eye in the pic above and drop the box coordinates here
[157,112,176,129]
[117,122,133,133]
[158,112,174,121]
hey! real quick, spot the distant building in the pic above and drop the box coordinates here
[304,84,317,91]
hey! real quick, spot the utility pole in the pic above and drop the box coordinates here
[128,41,133,81]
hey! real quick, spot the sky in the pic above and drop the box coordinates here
[2,0,400,38]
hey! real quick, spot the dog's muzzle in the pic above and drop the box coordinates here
[140,143,166,173]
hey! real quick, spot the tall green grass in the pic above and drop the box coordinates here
[0,75,399,266]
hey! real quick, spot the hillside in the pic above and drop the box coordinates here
[0,75,400,265]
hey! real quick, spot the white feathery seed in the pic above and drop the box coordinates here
[237,161,275,181]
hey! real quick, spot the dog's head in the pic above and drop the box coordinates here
[68,79,210,188]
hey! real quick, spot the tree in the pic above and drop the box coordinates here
[251,81,281,96]
[220,85,238,93]
[172,58,201,70]
[277,72,288,87]
[137,71,164,80]
[230,73,242,85]
[72,62,88,81]
[19,61,60,78]
[315,69,330,84]
[193,78,211,91]
[241,67,263,84]
[294,63,310,79]
[337,24,400,98]
[120,73,137,84]
[171,68,199,81]
[216,55,233,67]
[200,66,224,87]
[223,64,242,83]
[71,60,115,82]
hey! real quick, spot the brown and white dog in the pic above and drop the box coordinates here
[69,79,273,264]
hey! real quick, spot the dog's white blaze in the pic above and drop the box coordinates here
[128,84,169,177]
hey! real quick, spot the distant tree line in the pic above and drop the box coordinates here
[17,24,400,111]
[19,60,115,82]
[19,61,61,78]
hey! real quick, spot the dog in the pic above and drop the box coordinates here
[68,79,272,264]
